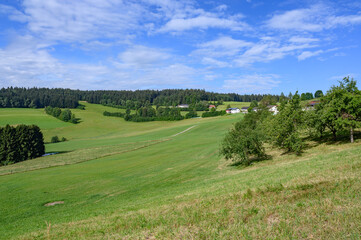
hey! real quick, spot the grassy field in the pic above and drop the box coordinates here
[217,101,251,110]
[0,102,360,239]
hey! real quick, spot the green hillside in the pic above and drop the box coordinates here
[0,103,360,239]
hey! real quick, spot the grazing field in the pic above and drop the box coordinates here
[0,103,360,239]
[218,101,251,110]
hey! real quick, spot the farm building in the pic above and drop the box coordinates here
[241,107,249,113]
[177,104,189,108]
[208,105,216,109]
[226,108,241,114]
[267,105,279,115]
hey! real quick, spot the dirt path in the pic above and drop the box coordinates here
[171,125,197,137]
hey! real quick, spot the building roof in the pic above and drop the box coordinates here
[241,107,249,110]
[177,104,189,107]
[308,101,320,106]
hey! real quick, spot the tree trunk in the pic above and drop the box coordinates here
[351,127,354,143]
[332,130,337,140]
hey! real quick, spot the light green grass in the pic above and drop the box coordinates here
[217,101,250,110]
[0,103,360,239]
[0,140,166,176]
[0,108,70,129]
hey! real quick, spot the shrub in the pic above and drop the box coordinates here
[51,136,60,143]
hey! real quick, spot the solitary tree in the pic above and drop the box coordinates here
[220,111,268,165]
[314,90,324,98]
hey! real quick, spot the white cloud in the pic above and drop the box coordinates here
[0,34,200,90]
[201,57,228,68]
[0,35,63,87]
[289,36,319,43]
[118,45,171,69]
[11,0,148,42]
[192,35,321,68]
[199,36,252,49]
[215,4,228,12]
[266,4,361,32]
[0,4,28,22]
[223,74,281,93]
[235,39,318,67]
[193,36,252,59]
[327,14,361,26]
[298,50,323,61]
[267,5,326,32]
[159,15,249,32]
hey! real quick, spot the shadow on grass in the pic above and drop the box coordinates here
[230,154,272,168]
[302,130,361,151]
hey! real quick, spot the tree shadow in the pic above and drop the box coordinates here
[229,154,272,168]
[302,130,361,149]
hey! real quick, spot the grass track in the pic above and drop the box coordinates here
[0,103,360,239]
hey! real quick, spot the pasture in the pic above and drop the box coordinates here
[0,103,360,239]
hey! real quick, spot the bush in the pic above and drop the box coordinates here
[202,110,226,118]
[220,111,267,165]
[51,136,60,143]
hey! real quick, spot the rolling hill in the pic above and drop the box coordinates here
[0,102,360,239]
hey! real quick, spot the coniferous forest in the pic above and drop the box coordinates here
[0,124,45,166]
[0,87,278,109]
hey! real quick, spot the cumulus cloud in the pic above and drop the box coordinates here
[0,35,63,87]
[6,0,148,43]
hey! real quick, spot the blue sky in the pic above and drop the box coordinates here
[0,0,361,94]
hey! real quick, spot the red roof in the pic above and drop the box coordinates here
[209,105,216,108]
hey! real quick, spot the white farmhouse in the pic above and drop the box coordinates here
[177,104,189,108]
[241,107,249,113]
[226,108,241,114]
[267,105,278,115]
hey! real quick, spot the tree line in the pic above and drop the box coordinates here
[221,77,360,166]
[104,107,185,122]
[0,87,280,109]
[0,124,45,166]
[45,106,79,123]
[0,87,80,108]
[104,105,230,122]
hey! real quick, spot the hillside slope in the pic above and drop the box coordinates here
[0,103,360,239]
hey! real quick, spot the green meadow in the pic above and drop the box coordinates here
[0,103,360,239]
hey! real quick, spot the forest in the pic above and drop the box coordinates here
[0,87,279,109]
